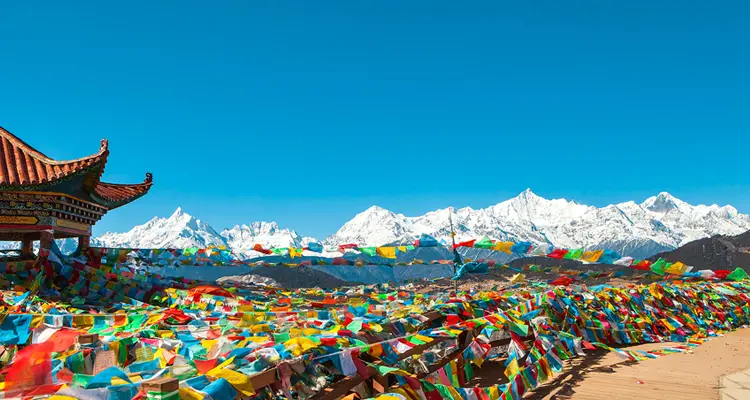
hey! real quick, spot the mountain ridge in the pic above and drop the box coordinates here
[2,190,748,260]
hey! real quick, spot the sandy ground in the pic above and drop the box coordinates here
[521,328,750,400]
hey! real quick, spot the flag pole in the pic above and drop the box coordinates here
[449,208,458,295]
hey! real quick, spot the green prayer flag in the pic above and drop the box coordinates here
[650,258,668,275]
[359,247,377,257]
[464,362,474,381]
[564,248,584,260]
[435,384,457,400]
[366,362,405,376]
[727,267,749,281]
[408,336,427,345]
[118,314,148,333]
[347,319,363,333]
[72,373,93,388]
[68,352,86,373]
[508,320,529,336]
[474,236,494,249]
[89,317,110,334]
[273,332,291,343]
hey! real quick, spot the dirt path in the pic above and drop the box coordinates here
[525,328,750,399]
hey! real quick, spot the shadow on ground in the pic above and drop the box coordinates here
[469,349,642,399]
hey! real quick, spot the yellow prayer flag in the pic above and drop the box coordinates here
[376,246,397,259]
[375,396,404,400]
[250,324,271,333]
[31,315,43,329]
[206,368,255,396]
[504,358,520,379]
[367,343,383,358]
[157,330,175,338]
[207,356,236,375]
[145,314,163,326]
[113,375,142,385]
[289,247,301,259]
[303,328,322,336]
[580,249,604,262]
[72,316,94,329]
[201,339,217,351]
[283,337,318,356]
[245,336,270,344]
[665,261,687,275]
[414,334,433,343]
[492,242,514,254]
[154,349,168,369]
[48,392,79,400]
[488,386,500,400]
[446,386,463,400]
[178,387,206,400]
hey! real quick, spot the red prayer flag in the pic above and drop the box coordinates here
[549,276,574,286]
[453,239,476,249]
[714,269,731,279]
[446,314,462,326]
[4,330,79,396]
[547,249,569,259]
[338,244,358,253]
[630,260,652,270]
[582,341,597,351]
[252,244,272,255]
[193,358,219,374]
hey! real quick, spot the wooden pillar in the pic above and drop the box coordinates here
[39,230,54,253]
[457,353,466,387]
[78,235,90,251]
[21,234,34,257]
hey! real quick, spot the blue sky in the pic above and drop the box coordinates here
[0,1,747,238]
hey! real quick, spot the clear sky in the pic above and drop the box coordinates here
[0,1,748,239]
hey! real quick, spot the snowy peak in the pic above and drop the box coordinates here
[641,192,686,213]
[712,205,739,218]
[322,205,417,246]
[220,221,318,259]
[352,206,402,222]
[229,221,281,236]
[97,207,227,249]
[491,189,591,228]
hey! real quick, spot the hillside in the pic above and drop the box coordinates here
[648,230,750,270]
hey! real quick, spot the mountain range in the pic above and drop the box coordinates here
[3,190,749,260]
[322,190,750,259]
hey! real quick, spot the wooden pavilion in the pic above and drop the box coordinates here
[0,126,152,256]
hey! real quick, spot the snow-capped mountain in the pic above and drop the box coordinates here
[2,190,748,261]
[221,222,317,259]
[97,207,228,249]
[323,190,750,259]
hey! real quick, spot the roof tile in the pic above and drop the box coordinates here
[0,126,108,186]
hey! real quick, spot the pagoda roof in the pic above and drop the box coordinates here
[0,125,152,209]
[91,174,153,207]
